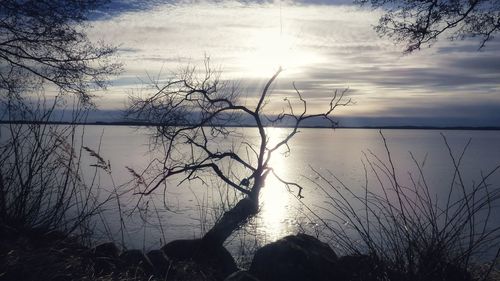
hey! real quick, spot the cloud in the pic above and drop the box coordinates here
[85,0,500,126]
[446,56,500,74]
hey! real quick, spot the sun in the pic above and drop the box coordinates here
[238,30,319,77]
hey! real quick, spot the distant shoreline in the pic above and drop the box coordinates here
[1,120,500,130]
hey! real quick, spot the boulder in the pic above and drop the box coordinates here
[147,249,171,276]
[224,270,260,281]
[249,234,338,281]
[119,249,154,274]
[93,242,120,258]
[162,239,203,260]
[165,260,219,281]
[162,238,238,280]
[92,242,120,274]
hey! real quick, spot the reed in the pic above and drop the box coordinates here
[0,96,110,241]
[304,131,500,280]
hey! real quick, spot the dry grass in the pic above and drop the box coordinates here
[304,132,500,281]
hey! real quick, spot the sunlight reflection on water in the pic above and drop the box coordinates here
[240,127,308,244]
[55,126,500,255]
[257,127,293,242]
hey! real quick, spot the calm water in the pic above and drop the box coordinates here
[5,125,498,257]
[71,126,500,255]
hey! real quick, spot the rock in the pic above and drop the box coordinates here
[198,244,238,280]
[147,249,171,276]
[166,260,219,281]
[162,238,238,280]
[162,239,203,260]
[92,242,120,274]
[249,233,338,281]
[225,270,260,281]
[93,242,120,258]
[119,249,154,274]
[335,254,383,281]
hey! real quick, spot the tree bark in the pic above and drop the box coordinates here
[202,175,266,246]
[202,195,259,246]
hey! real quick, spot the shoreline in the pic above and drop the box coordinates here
[2,120,500,131]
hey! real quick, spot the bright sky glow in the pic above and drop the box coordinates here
[86,0,500,126]
[239,31,323,77]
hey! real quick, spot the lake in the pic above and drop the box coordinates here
[70,126,500,259]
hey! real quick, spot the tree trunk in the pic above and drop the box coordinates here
[202,176,265,246]
[161,172,267,279]
[202,195,259,246]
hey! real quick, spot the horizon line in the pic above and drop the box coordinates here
[1,120,500,131]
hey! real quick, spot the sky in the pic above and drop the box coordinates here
[85,0,500,127]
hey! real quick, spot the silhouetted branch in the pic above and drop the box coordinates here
[358,0,500,52]
[0,0,121,105]
[127,62,350,201]
[127,59,350,245]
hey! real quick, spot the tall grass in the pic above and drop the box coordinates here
[305,131,500,280]
[0,95,110,240]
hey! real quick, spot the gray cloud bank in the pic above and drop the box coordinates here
[83,1,500,127]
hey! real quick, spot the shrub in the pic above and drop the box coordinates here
[0,97,108,239]
[306,131,500,281]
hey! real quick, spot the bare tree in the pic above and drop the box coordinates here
[357,0,500,52]
[127,60,351,247]
[0,0,120,106]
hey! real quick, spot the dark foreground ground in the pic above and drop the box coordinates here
[1,223,499,281]
[0,223,218,281]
